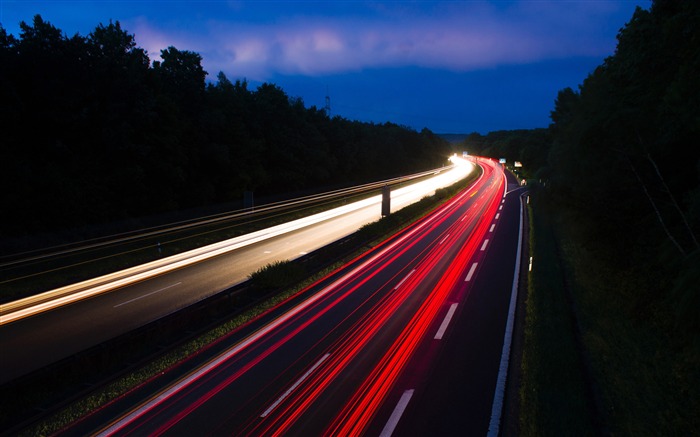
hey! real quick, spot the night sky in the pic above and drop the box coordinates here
[1,0,649,133]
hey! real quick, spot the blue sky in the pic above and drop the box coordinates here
[1,1,649,133]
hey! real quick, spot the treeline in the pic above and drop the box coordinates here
[0,16,450,239]
[462,0,700,332]
[463,0,700,328]
[547,0,700,329]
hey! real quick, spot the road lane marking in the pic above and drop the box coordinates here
[98,194,480,435]
[464,262,478,282]
[481,239,490,251]
[438,234,450,245]
[434,303,458,340]
[380,389,414,437]
[489,224,495,233]
[487,192,525,437]
[113,282,181,308]
[264,250,272,254]
[261,353,331,418]
[495,213,500,219]
[529,256,533,272]
[394,269,416,290]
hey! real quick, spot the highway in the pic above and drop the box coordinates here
[0,157,473,383]
[76,157,526,436]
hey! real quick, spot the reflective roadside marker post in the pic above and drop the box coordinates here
[381,185,391,217]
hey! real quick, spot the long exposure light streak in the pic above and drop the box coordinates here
[0,158,473,325]
[94,157,506,437]
[249,182,484,434]
[325,160,503,436]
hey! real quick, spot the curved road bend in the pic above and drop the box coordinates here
[85,158,523,436]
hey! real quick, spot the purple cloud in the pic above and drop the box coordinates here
[123,1,629,80]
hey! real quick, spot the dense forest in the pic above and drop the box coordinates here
[462,2,699,432]
[547,0,700,331]
[0,16,451,240]
[464,0,699,331]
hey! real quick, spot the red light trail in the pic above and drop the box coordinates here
[96,157,506,437]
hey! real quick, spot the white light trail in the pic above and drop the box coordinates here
[1,158,474,325]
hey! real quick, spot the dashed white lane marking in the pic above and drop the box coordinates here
[489,224,495,233]
[261,353,331,418]
[481,239,489,251]
[495,213,500,220]
[434,303,459,340]
[395,269,416,290]
[114,282,182,308]
[465,262,478,282]
[380,389,415,437]
[439,234,450,245]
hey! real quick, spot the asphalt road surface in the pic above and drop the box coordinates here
[79,158,526,436]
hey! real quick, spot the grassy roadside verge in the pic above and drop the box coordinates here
[12,168,482,436]
[519,187,595,436]
[519,186,699,435]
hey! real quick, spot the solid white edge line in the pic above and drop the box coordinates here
[486,192,524,437]
[481,239,489,251]
[394,269,416,290]
[379,389,415,437]
[113,282,181,308]
[464,262,478,282]
[260,353,331,418]
[502,171,507,198]
[434,303,459,340]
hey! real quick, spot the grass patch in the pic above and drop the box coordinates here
[520,185,699,435]
[561,237,699,435]
[519,188,595,436]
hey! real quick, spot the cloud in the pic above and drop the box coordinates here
[124,1,628,80]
